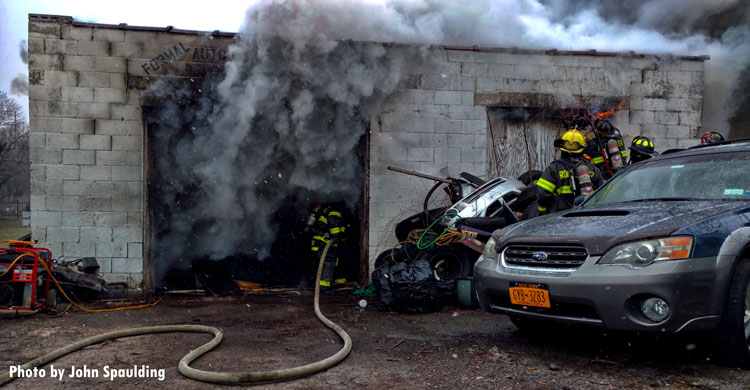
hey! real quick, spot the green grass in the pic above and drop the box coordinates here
[0,219,31,242]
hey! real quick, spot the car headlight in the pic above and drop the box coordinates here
[597,236,693,267]
[482,237,497,259]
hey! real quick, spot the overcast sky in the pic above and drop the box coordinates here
[0,0,265,118]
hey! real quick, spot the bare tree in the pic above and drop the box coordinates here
[0,91,30,199]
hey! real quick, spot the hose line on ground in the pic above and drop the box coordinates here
[0,240,352,386]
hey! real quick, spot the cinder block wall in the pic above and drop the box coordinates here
[27,15,232,292]
[368,47,706,265]
[28,16,145,291]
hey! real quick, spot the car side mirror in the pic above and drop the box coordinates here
[574,195,590,207]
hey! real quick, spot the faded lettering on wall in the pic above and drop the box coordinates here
[141,42,191,75]
[192,47,228,62]
[140,44,229,75]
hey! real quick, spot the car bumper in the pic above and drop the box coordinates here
[474,254,722,333]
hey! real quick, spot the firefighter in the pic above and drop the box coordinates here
[307,202,348,291]
[700,131,724,145]
[583,119,627,180]
[628,136,657,165]
[536,129,604,215]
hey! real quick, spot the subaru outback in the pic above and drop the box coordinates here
[474,139,750,366]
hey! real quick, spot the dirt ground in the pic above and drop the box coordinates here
[1,294,749,390]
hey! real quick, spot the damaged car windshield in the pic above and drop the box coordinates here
[584,151,750,205]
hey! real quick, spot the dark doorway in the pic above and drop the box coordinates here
[143,106,368,293]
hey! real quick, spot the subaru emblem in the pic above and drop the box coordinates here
[532,252,548,261]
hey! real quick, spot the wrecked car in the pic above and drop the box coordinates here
[474,140,750,366]
[373,168,533,311]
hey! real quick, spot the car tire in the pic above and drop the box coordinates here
[422,246,472,283]
[517,170,542,186]
[394,208,446,242]
[459,172,486,187]
[459,217,508,233]
[714,258,750,368]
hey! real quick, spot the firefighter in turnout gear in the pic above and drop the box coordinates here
[308,202,348,291]
[583,119,627,180]
[628,135,657,165]
[700,131,724,145]
[536,129,604,215]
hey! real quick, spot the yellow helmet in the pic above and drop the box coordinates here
[556,129,586,153]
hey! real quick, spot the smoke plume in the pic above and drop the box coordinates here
[10,40,29,97]
[147,1,433,272]
[10,76,28,97]
[147,0,749,276]
[18,40,28,64]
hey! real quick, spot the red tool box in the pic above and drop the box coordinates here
[0,241,53,315]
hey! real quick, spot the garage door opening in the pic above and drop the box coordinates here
[143,106,369,294]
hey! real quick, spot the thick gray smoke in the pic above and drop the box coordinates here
[10,40,28,97]
[542,0,749,134]
[147,0,432,272]
[148,0,748,276]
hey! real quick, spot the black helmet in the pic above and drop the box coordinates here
[595,119,616,134]
[630,136,656,156]
[563,115,591,132]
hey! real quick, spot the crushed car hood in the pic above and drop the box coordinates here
[494,200,750,255]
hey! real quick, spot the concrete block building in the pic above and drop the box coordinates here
[27,14,707,294]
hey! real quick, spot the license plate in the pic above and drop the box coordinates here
[509,282,550,308]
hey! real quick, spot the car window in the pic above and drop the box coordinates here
[585,151,750,205]
[485,200,502,217]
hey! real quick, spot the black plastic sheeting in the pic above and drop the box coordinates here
[371,264,393,311]
[373,258,444,314]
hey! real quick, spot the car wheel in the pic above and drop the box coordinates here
[422,247,472,283]
[714,258,750,367]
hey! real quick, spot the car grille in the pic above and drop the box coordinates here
[503,244,588,270]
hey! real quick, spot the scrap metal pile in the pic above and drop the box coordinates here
[0,240,147,316]
[371,110,646,313]
[372,167,535,313]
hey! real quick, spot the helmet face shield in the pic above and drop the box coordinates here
[561,140,585,153]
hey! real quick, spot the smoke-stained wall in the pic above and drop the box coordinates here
[27,15,235,292]
[27,14,706,291]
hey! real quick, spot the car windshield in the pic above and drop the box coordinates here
[584,151,750,206]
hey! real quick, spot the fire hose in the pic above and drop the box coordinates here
[0,240,352,386]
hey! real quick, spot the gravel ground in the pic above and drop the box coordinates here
[1,294,749,389]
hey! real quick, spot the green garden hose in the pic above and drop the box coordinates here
[416,211,461,250]
[0,240,352,386]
